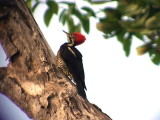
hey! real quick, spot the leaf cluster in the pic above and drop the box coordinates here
[26,0,160,65]
[58,2,95,33]
[97,0,160,65]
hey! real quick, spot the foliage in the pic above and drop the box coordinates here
[26,0,160,65]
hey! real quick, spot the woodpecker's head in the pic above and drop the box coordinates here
[63,30,86,46]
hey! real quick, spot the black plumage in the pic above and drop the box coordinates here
[57,43,87,99]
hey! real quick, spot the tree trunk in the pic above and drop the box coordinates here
[0,0,111,120]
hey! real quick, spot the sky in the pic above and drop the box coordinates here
[1,1,160,120]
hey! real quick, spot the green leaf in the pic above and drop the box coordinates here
[59,9,67,22]
[103,8,121,20]
[59,1,75,6]
[124,3,141,16]
[81,6,96,17]
[123,33,132,56]
[151,53,160,65]
[81,16,90,34]
[87,1,108,5]
[44,8,54,26]
[149,46,160,65]
[75,24,81,33]
[134,33,144,41]
[26,0,32,10]
[32,1,40,13]
[73,9,82,20]
[117,29,126,43]
[145,13,160,29]
[116,29,132,56]
[62,14,68,25]
[60,11,69,25]
[120,21,156,35]
[59,9,69,25]
[139,28,156,35]
[68,17,75,33]
[44,1,59,26]
[136,43,151,55]
[72,9,90,33]
[47,0,58,14]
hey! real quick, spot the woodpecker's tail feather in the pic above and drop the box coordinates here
[76,81,87,99]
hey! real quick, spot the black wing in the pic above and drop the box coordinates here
[60,44,87,98]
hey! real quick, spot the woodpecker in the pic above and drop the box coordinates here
[57,30,87,99]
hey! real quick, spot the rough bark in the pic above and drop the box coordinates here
[0,0,112,120]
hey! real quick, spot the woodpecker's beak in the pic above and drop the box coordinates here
[62,30,74,43]
[62,30,70,35]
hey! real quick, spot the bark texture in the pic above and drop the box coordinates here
[0,0,112,120]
